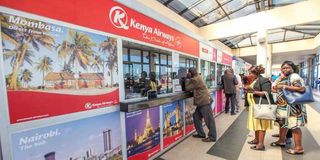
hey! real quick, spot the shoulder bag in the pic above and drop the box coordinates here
[282,75,314,104]
[253,92,277,120]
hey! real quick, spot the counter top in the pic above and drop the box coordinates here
[120,92,193,112]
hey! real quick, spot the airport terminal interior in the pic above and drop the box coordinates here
[0,0,320,160]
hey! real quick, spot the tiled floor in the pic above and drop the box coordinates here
[156,95,320,160]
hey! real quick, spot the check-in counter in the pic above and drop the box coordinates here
[120,88,219,160]
[120,92,195,160]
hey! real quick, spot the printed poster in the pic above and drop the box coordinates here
[125,107,160,160]
[162,100,184,149]
[11,111,122,160]
[1,13,119,123]
[184,98,196,135]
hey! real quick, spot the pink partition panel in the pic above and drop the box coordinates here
[222,92,226,112]
[216,90,222,114]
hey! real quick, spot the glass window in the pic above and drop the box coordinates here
[168,55,172,65]
[160,54,167,65]
[179,56,197,69]
[123,48,129,61]
[154,53,159,64]
[123,43,172,99]
[201,60,215,88]
[179,57,186,68]
[143,64,150,74]
[132,64,142,80]
[143,51,149,63]
[130,49,141,62]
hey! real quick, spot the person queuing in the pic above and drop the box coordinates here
[246,65,274,151]
[270,61,307,155]
[185,68,217,142]
[221,69,238,115]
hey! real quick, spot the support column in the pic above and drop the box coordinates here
[256,29,271,77]
[266,44,272,77]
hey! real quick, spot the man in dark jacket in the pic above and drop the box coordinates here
[185,68,217,142]
[221,69,238,115]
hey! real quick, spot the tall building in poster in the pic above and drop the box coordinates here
[175,104,182,128]
[44,152,55,160]
[142,110,153,139]
[103,129,112,152]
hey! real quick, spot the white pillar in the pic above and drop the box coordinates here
[266,44,272,77]
[256,29,271,77]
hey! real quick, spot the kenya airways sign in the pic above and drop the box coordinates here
[0,0,199,56]
[107,3,198,56]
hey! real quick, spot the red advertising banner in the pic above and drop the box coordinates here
[0,0,199,56]
[1,13,119,123]
[221,52,233,65]
[212,48,217,62]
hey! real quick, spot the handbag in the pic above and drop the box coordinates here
[282,75,314,104]
[253,92,277,120]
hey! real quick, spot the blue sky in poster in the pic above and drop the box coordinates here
[11,111,121,160]
[125,107,160,141]
[162,101,183,125]
[2,12,118,87]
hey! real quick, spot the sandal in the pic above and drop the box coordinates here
[272,134,280,137]
[250,145,265,151]
[270,142,286,147]
[286,148,304,155]
[247,140,258,144]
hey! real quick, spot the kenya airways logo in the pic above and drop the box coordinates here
[109,6,129,30]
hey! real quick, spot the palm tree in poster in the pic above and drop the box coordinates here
[35,56,53,89]
[20,69,33,89]
[91,54,103,73]
[57,29,96,89]
[1,14,55,90]
[99,37,117,87]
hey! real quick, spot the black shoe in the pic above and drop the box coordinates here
[192,134,205,138]
[201,137,216,142]
[225,111,229,114]
[231,112,236,115]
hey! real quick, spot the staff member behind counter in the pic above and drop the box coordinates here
[142,72,162,97]
[125,71,161,98]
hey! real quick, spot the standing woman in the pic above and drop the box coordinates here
[271,61,307,154]
[247,65,274,151]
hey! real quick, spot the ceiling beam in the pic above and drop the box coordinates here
[178,0,205,15]
[209,1,259,24]
[164,0,174,6]
[190,0,233,23]
[283,28,317,36]
[215,0,231,20]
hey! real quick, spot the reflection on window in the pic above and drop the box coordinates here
[179,56,197,70]
[201,60,215,89]
[123,47,172,99]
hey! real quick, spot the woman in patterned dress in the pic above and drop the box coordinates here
[246,65,274,151]
[271,61,307,154]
